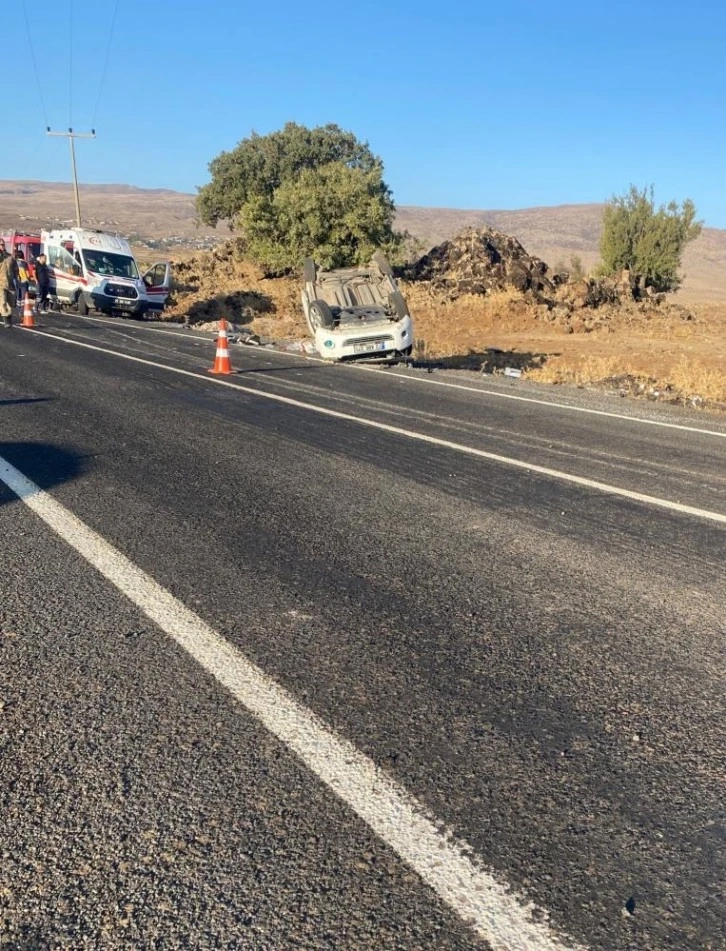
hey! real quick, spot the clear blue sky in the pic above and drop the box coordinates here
[7,0,726,225]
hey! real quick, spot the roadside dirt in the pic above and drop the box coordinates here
[155,234,726,409]
[403,286,726,406]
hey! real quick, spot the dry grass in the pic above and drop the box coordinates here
[663,356,726,402]
[528,355,726,403]
[401,287,538,356]
[406,288,726,406]
[162,244,725,408]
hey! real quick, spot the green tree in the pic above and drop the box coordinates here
[239,162,397,273]
[599,185,702,292]
[196,122,400,273]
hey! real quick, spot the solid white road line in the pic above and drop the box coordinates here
[356,364,726,439]
[67,313,726,439]
[0,454,582,951]
[27,329,726,525]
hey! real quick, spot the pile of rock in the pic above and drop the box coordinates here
[404,227,694,330]
[406,228,555,298]
[164,238,295,324]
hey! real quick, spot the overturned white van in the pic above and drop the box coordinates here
[41,229,171,317]
[301,252,413,362]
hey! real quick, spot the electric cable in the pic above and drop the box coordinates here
[68,0,74,127]
[21,0,49,129]
[92,0,121,131]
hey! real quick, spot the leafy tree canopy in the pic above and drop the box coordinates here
[599,185,702,292]
[196,123,400,273]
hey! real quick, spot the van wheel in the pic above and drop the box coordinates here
[77,295,89,316]
[308,300,335,330]
[303,258,317,283]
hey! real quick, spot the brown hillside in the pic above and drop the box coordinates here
[0,180,221,250]
[1,180,725,301]
[396,204,726,303]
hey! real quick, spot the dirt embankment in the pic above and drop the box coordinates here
[163,229,726,407]
[162,238,304,340]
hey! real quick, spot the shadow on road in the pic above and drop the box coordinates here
[0,398,54,408]
[414,348,556,373]
[234,363,330,375]
[0,441,87,507]
[183,289,275,323]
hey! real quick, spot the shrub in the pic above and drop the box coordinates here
[599,185,702,292]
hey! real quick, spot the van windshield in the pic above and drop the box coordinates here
[82,249,139,279]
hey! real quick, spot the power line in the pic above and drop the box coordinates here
[92,0,121,131]
[68,0,74,128]
[22,0,121,136]
[21,0,49,128]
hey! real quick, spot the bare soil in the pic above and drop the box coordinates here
[160,239,726,410]
[405,288,726,406]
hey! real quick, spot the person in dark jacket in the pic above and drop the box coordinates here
[35,253,51,312]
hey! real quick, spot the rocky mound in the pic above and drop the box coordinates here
[406,227,556,297]
[404,226,694,329]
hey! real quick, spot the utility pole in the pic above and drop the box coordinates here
[46,127,96,228]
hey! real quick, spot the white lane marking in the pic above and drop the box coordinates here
[26,329,726,524]
[357,365,726,438]
[65,313,726,439]
[0,455,582,951]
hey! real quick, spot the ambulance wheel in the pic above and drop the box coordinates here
[77,295,89,316]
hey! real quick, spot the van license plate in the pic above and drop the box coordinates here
[354,341,387,354]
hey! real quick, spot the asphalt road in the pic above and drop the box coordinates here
[1,313,724,950]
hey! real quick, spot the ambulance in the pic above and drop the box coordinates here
[41,228,171,317]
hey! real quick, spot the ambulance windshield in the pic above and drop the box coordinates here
[82,249,139,279]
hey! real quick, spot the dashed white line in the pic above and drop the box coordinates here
[0,453,583,951]
[26,329,726,524]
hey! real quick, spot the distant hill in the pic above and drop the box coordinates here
[1,180,724,300]
[396,205,726,303]
[0,180,221,251]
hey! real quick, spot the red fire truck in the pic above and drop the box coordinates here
[0,230,42,278]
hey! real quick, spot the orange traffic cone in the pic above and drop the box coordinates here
[208,320,234,374]
[21,295,35,328]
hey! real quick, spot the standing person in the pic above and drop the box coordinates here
[0,238,18,327]
[35,252,51,312]
[14,250,30,305]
